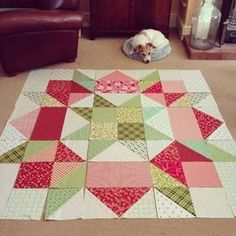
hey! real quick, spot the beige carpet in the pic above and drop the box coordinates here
[0,30,235,235]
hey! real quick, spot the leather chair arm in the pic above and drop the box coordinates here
[0,0,79,10]
[0,9,83,35]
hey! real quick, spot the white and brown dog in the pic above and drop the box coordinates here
[131,29,169,63]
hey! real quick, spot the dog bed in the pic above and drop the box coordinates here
[122,37,171,62]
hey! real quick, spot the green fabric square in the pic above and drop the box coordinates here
[93,94,116,107]
[23,141,57,162]
[120,95,142,107]
[62,124,90,140]
[45,188,80,218]
[91,108,117,122]
[157,187,196,216]
[71,108,93,122]
[145,124,170,140]
[117,108,143,123]
[139,71,160,92]
[73,70,94,82]
[87,140,115,159]
[151,164,184,188]
[53,164,86,189]
[90,122,118,140]
[118,123,145,140]
[73,71,95,92]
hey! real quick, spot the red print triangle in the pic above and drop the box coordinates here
[70,81,91,93]
[193,108,223,139]
[88,187,150,217]
[46,80,71,105]
[164,93,186,106]
[54,142,85,162]
[150,141,187,186]
[175,141,211,162]
[143,82,163,93]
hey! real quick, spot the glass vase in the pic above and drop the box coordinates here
[190,0,221,50]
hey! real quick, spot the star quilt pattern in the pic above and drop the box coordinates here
[0,69,236,220]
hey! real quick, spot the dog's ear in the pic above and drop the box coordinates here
[134,45,142,52]
[130,45,140,55]
[147,43,156,49]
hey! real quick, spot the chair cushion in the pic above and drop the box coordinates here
[0,10,83,36]
[122,37,171,62]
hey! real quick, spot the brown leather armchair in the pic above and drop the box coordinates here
[0,0,83,76]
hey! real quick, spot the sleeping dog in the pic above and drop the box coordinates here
[131,29,169,63]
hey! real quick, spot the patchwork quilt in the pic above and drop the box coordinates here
[0,69,235,220]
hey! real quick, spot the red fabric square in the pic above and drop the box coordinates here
[164,93,186,106]
[14,162,53,188]
[46,80,71,105]
[31,107,67,140]
[55,142,85,162]
[151,142,187,186]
